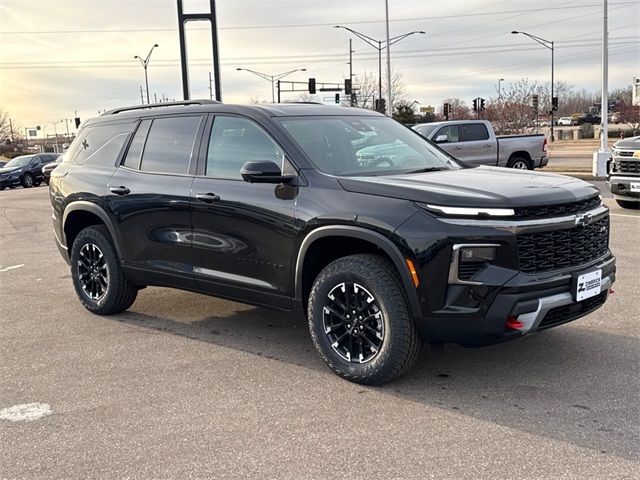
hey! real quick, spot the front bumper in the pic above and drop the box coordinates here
[417,254,615,345]
[607,175,640,201]
[0,177,20,188]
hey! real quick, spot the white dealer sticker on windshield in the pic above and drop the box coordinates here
[576,269,602,302]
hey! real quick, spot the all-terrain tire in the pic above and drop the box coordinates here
[70,225,138,315]
[307,254,421,385]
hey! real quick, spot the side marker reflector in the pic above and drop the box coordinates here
[405,259,420,288]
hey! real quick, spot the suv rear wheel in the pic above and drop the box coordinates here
[307,254,421,385]
[70,225,138,315]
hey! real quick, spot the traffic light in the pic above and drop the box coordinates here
[443,102,451,119]
[344,78,352,95]
[473,98,478,112]
[308,78,316,94]
[552,96,558,111]
[480,98,485,111]
[335,93,340,104]
[74,117,81,128]
[532,94,539,110]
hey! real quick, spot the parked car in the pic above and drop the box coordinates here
[608,135,640,209]
[42,154,63,185]
[0,159,7,168]
[557,117,575,126]
[412,120,547,170]
[51,101,615,385]
[0,153,57,190]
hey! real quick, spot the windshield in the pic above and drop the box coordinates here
[4,156,33,168]
[279,116,460,176]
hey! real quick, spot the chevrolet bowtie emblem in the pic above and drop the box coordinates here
[574,212,594,226]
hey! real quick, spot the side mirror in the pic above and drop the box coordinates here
[434,134,449,143]
[240,161,294,184]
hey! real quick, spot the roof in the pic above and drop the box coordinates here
[414,119,488,128]
[91,100,382,126]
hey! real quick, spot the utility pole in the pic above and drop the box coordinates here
[208,71,213,100]
[139,86,144,105]
[349,39,354,106]
[9,118,14,144]
[64,119,70,144]
[385,0,393,116]
[154,93,158,104]
[593,0,609,177]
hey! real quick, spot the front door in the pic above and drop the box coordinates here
[459,123,497,166]
[190,114,297,309]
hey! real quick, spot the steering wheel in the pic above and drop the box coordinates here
[371,157,394,167]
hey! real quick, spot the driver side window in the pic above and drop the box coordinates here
[435,125,459,143]
[206,116,284,179]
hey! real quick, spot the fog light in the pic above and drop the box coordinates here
[460,246,496,263]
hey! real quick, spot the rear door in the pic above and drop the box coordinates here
[190,114,297,309]
[459,123,497,166]
[105,115,204,290]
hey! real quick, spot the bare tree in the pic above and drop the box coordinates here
[439,98,472,120]
[0,109,18,145]
[354,71,406,110]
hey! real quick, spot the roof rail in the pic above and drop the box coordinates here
[101,99,221,116]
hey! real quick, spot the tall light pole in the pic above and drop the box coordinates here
[497,78,505,99]
[133,43,159,104]
[236,68,306,103]
[594,0,609,177]
[335,25,425,115]
[512,31,555,141]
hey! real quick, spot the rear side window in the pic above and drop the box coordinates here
[123,120,151,170]
[66,123,135,166]
[139,116,201,174]
[461,123,489,141]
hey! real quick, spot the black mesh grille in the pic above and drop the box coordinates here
[458,261,484,280]
[514,195,601,219]
[538,291,608,330]
[619,160,640,174]
[517,217,609,274]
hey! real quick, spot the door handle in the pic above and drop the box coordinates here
[483,144,493,148]
[196,193,221,204]
[109,186,130,195]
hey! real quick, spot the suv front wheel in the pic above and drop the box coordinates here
[308,254,421,385]
[70,225,138,315]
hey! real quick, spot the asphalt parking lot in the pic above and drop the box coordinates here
[1,185,638,479]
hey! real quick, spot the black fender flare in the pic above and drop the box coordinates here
[294,225,422,317]
[62,201,124,260]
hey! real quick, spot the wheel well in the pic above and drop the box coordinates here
[509,151,532,162]
[300,236,395,310]
[64,210,105,252]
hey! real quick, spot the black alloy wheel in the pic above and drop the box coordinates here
[77,243,109,301]
[322,282,385,364]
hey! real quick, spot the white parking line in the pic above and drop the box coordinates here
[610,214,640,219]
[0,403,52,422]
[0,264,25,272]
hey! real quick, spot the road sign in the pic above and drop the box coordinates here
[419,106,435,113]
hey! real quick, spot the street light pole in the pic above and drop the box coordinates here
[511,31,555,141]
[236,68,307,103]
[384,0,392,115]
[134,44,159,104]
[497,78,504,99]
[335,25,425,115]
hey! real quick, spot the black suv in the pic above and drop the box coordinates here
[50,101,615,384]
[0,153,58,189]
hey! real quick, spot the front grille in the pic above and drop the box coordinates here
[514,195,601,220]
[618,160,640,174]
[517,217,609,274]
[538,291,608,330]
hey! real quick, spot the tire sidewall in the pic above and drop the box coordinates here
[509,157,532,170]
[21,173,34,187]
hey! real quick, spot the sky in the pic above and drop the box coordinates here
[0,0,638,135]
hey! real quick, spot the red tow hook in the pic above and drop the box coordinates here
[505,315,525,331]
[609,289,615,295]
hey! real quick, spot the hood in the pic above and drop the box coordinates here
[613,136,640,150]
[338,166,599,208]
[0,166,22,175]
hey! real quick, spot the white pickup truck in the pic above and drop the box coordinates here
[412,120,548,170]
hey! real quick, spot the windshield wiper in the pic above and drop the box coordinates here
[402,167,447,174]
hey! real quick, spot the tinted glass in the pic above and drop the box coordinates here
[66,123,135,166]
[280,116,460,176]
[123,119,151,170]
[435,125,460,142]
[4,156,34,168]
[461,123,489,141]
[206,116,283,179]
[413,124,436,138]
[140,116,201,174]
